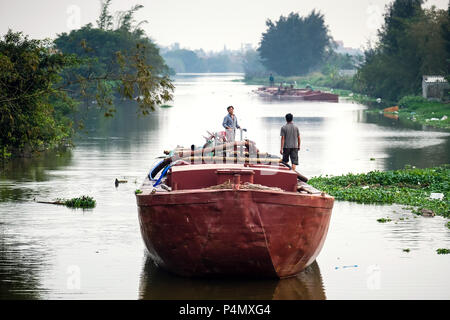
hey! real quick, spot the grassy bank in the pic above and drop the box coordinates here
[375,96,450,130]
[309,165,450,219]
[239,73,353,93]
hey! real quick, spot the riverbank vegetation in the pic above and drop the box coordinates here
[242,0,450,130]
[355,1,449,102]
[309,165,450,219]
[387,96,449,129]
[0,0,173,158]
[0,32,76,158]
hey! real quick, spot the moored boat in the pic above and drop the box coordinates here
[254,86,339,102]
[135,134,334,279]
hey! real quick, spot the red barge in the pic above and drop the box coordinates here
[254,86,339,102]
[136,136,334,279]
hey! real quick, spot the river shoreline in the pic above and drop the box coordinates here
[240,76,450,131]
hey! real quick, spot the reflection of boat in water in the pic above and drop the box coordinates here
[135,132,334,278]
[139,256,326,300]
[254,86,339,103]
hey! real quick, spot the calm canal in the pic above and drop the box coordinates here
[1,73,449,299]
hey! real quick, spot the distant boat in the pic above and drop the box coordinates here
[136,133,334,278]
[254,86,339,103]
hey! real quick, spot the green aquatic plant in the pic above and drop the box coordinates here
[38,195,96,209]
[160,104,173,108]
[309,165,450,219]
[403,249,410,253]
[377,218,392,223]
[447,221,450,229]
[436,248,450,255]
[63,196,96,209]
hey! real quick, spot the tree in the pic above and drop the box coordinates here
[97,0,114,31]
[162,49,206,73]
[1,2,175,156]
[242,49,267,79]
[0,31,75,156]
[257,11,331,76]
[355,0,448,101]
[442,2,450,82]
[54,1,173,116]
[378,0,423,54]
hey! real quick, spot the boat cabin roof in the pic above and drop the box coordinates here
[167,163,298,192]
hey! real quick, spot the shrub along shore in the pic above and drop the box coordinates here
[308,165,450,221]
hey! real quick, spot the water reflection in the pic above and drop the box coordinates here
[0,222,50,299]
[139,256,325,300]
[0,149,72,202]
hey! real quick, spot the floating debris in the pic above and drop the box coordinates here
[115,178,128,187]
[430,193,444,200]
[335,265,358,270]
[420,208,435,217]
[37,196,96,209]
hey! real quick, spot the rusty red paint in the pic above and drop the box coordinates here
[136,163,334,278]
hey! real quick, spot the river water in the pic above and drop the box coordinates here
[1,73,449,300]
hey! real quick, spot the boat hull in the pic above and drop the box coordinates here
[254,88,339,102]
[136,189,333,278]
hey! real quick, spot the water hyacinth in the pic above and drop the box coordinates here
[63,196,96,209]
[309,165,450,218]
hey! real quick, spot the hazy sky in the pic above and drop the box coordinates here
[0,0,448,51]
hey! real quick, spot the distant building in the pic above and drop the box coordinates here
[48,48,60,55]
[171,42,180,50]
[240,43,254,52]
[334,40,363,57]
[422,75,449,101]
[339,69,357,77]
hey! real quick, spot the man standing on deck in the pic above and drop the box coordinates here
[269,73,274,87]
[222,106,241,142]
[280,113,301,171]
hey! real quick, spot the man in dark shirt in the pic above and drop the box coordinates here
[280,113,300,171]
